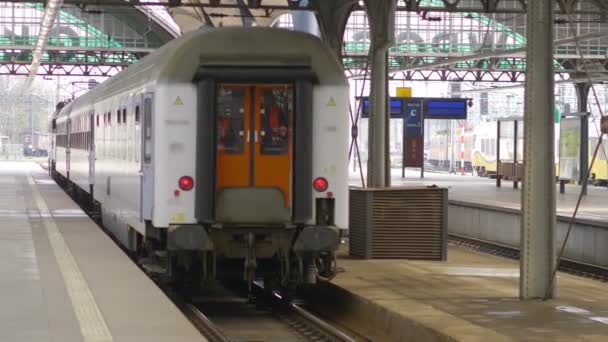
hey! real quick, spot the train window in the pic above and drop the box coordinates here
[122,109,127,124]
[143,96,153,163]
[216,87,244,154]
[109,112,112,126]
[117,110,122,124]
[135,105,140,123]
[96,115,99,127]
[259,88,291,155]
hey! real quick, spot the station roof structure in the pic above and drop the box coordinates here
[0,0,604,83]
[165,0,608,83]
[0,1,178,76]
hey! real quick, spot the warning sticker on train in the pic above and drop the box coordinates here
[174,96,184,106]
[327,97,336,107]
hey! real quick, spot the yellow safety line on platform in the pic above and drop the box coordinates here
[27,173,114,342]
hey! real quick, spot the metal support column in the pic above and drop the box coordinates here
[575,83,591,195]
[368,47,389,187]
[513,120,519,189]
[521,0,556,300]
[364,0,396,188]
[496,121,501,187]
[580,112,589,195]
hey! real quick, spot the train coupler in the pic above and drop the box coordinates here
[244,232,258,299]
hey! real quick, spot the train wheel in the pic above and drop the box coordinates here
[170,255,186,293]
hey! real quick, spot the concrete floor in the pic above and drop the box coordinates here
[0,161,205,342]
[333,244,608,341]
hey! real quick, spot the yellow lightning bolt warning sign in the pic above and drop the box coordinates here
[327,97,336,107]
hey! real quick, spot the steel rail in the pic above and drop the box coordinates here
[449,233,608,281]
[288,301,357,342]
[182,303,232,342]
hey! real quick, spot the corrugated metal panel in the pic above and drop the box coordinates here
[349,189,368,258]
[349,187,447,260]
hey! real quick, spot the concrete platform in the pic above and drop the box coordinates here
[351,169,608,222]
[350,169,608,267]
[0,161,205,342]
[330,245,608,341]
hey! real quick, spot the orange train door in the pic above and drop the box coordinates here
[253,85,293,207]
[215,85,251,190]
[215,84,293,219]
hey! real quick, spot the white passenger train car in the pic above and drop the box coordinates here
[51,27,349,287]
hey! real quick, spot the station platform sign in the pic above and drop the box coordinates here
[358,97,468,120]
[357,96,469,170]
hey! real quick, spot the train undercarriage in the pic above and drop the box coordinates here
[51,168,340,294]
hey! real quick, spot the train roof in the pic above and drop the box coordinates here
[56,27,347,119]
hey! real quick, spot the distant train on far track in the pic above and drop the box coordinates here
[21,132,49,157]
[50,27,349,290]
[470,121,608,184]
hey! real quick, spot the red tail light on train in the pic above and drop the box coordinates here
[313,177,328,192]
[178,176,194,191]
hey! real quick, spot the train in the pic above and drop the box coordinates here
[469,121,608,184]
[470,121,518,177]
[49,27,349,290]
[21,132,49,157]
[424,119,608,184]
[426,121,474,173]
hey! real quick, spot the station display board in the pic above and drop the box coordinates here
[424,99,468,120]
[359,97,468,120]
[404,99,423,167]
[360,98,406,118]
[559,117,581,181]
[357,96,470,172]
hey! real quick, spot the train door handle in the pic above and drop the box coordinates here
[246,130,250,143]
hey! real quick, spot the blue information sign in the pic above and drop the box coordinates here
[424,99,467,119]
[405,99,423,136]
[360,97,405,118]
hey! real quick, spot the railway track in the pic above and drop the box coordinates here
[53,171,361,342]
[182,303,231,342]
[179,282,361,342]
[449,233,608,282]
